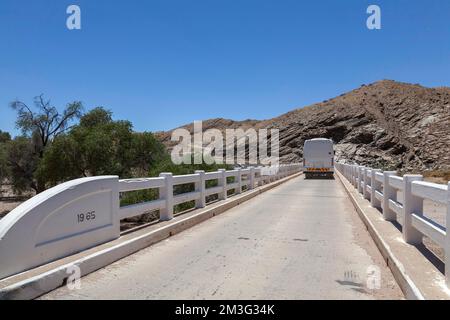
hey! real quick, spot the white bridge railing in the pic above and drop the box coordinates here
[119,165,301,221]
[336,162,450,286]
[0,164,301,280]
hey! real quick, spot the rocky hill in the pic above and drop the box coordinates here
[156,80,450,172]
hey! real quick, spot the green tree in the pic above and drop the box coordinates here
[0,130,11,144]
[9,95,83,192]
[0,141,10,196]
[37,107,168,187]
[6,136,39,194]
[10,95,83,157]
[130,132,167,176]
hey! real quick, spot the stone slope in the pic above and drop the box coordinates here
[156,80,450,172]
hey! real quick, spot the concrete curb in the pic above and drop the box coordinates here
[0,172,301,300]
[336,171,425,300]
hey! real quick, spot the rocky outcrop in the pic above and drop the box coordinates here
[156,80,450,172]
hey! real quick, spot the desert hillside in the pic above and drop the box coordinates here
[157,80,450,172]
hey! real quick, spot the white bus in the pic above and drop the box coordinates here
[303,138,334,179]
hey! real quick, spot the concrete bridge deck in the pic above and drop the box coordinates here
[40,176,403,299]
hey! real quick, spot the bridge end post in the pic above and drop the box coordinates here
[0,176,120,280]
[382,171,397,221]
[402,175,423,244]
[159,173,174,221]
[195,170,206,208]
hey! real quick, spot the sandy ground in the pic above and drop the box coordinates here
[0,201,21,218]
[0,185,32,218]
[422,199,446,262]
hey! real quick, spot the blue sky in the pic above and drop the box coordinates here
[1,0,449,135]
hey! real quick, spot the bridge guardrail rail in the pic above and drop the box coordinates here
[336,162,450,287]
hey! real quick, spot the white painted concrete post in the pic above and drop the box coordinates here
[353,166,356,185]
[382,171,397,221]
[195,170,206,208]
[349,165,353,185]
[446,182,450,287]
[358,166,364,194]
[363,168,370,200]
[237,168,242,193]
[218,169,227,200]
[402,175,423,244]
[256,167,262,187]
[250,167,256,189]
[159,173,174,221]
[356,166,360,188]
[371,169,382,209]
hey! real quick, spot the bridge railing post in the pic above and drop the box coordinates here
[195,170,206,208]
[363,168,370,200]
[250,167,256,189]
[358,166,363,194]
[218,169,227,200]
[256,167,263,186]
[402,175,423,244]
[382,171,397,221]
[159,172,174,221]
[371,169,382,209]
[237,168,243,193]
[349,165,353,185]
[350,165,354,186]
[446,182,450,287]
